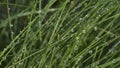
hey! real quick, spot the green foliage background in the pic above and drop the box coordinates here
[0,0,120,68]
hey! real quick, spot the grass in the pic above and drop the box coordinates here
[0,0,120,68]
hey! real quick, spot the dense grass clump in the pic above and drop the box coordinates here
[0,0,120,68]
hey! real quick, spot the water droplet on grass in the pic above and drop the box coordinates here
[112,60,116,63]
[76,37,79,40]
[68,54,72,58]
[94,26,98,31]
[98,15,101,17]
[2,57,6,60]
[110,34,115,38]
[71,29,74,32]
[8,8,11,11]
[95,37,100,40]
[79,18,85,22]
[89,50,93,54]
[104,57,107,59]
[82,30,86,33]
[74,46,78,51]
[79,18,83,21]
[92,61,99,67]
[85,14,89,18]
[10,24,13,27]
[55,54,62,59]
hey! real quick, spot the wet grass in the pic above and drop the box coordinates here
[0,0,120,68]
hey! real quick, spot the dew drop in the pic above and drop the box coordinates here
[92,61,99,67]
[10,24,13,27]
[112,60,116,63]
[2,57,6,60]
[61,37,64,40]
[55,54,62,59]
[68,54,72,58]
[89,50,93,54]
[18,62,23,65]
[94,26,98,31]
[63,60,67,63]
[80,56,83,59]
[74,46,78,51]
[11,32,14,34]
[87,24,90,27]
[76,37,79,40]
[96,46,99,49]
[106,8,109,11]
[8,7,11,11]
[79,18,83,21]
[104,57,107,59]
[95,37,100,40]
[14,57,18,62]
[22,48,27,53]
[71,29,74,33]
[45,65,48,68]
[85,14,89,18]
[98,15,101,17]
[91,19,94,22]
[67,45,70,47]
[29,66,33,68]
[93,6,97,9]
[60,24,63,28]
[79,17,85,23]
[75,56,83,65]
[82,30,86,33]
[110,34,115,38]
